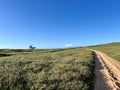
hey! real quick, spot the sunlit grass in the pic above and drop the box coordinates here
[89,42,120,61]
[0,48,94,90]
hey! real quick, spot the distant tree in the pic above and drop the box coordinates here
[29,45,36,50]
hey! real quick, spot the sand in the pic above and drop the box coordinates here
[91,50,120,90]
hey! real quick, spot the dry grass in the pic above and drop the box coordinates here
[0,48,94,90]
[89,42,120,61]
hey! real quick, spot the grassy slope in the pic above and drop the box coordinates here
[0,48,94,90]
[89,42,120,61]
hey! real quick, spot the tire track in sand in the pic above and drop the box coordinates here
[91,50,120,90]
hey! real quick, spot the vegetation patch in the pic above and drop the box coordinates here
[0,48,94,90]
[0,53,13,57]
[89,42,120,61]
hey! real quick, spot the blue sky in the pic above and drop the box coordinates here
[0,0,120,49]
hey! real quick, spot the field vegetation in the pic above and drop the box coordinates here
[0,48,94,90]
[89,42,120,61]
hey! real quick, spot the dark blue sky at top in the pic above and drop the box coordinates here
[0,0,120,48]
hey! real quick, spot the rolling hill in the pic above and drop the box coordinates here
[0,42,120,90]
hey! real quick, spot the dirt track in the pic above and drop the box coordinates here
[92,50,120,90]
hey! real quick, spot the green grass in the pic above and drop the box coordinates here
[89,42,120,61]
[0,48,94,90]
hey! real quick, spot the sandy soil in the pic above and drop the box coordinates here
[91,50,120,90]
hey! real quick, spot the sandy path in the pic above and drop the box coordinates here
[91,50,120,90]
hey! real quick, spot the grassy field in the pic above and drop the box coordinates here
[0,48,94,90]
[89,42,120,61]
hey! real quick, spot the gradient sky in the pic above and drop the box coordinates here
[0,0,120,49]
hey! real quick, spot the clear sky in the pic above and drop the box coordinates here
[0,0,120,49]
